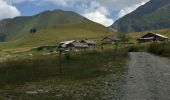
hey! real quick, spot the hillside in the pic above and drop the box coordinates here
[0,21,115,49]
[111,0,170,33]
[0,10,97,41]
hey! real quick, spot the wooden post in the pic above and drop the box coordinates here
[101,44,104,50]
[114,42,118,59]
[59,50,62,74]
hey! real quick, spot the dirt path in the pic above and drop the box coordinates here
[122,52,170,100]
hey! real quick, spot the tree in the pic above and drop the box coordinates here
[30,28,37,34]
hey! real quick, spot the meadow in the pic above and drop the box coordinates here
[0,48,128,99]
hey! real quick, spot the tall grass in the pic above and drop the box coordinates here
[148,42,170,57]
[0,48,128,87]
[128,44,149,52]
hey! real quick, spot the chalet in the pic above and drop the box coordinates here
[80,39,96,47]
[137,32,169,43]
[58,40,89,51]
[102,36,121,44]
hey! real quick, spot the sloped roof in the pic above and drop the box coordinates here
[59,40,75,48]
[81,40,96,44]
[153,33,168,39]
[60,40,75,44]
[72,42,89,48]
[142,32,169,39]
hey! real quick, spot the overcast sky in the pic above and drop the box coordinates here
[0,0,150,26]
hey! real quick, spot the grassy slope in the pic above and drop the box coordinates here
[0,22,116,49]
[0,10,89,40]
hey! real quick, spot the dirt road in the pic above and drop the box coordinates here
[122,52,170,100]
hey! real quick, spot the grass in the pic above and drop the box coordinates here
[148,42,170,57]
[0,48,128,88]
[128,43,150,52]
[0,48,128,99]
[0,22,116,49]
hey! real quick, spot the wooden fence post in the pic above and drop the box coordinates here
[59,50,62,74]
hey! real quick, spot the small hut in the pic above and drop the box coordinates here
[102,36,121,44]
[137,32,169,43]
[80,39,96,47]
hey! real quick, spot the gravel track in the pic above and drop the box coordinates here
[122,52,170,100]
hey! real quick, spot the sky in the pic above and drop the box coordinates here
[0,0,150,27]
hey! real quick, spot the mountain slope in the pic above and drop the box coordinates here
[0,22,115,49]
[0,10,116,49]
[0,10,92,41]
[111,0,170,33]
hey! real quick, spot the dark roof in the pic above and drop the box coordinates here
[141,32,168,39]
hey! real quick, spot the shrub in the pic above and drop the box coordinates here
[65,53,71,60]
[148,42,170,57]
[128,45,140,52]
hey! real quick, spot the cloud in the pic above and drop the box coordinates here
[2,0,150,26]
[82,2,114,27]
[83,10,114,27]
[7,0,69,6]
[0,0,21,20]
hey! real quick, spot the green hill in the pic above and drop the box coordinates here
[111,0,170,33]
[0,10,99,41]
[0,10,116,49]
[13,22,114,48]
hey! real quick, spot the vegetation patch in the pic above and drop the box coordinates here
[0,48,128,99]
[148,42,170,57]
[128,45,149,52]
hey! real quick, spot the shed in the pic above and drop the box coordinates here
[80,39,96,47]
[137,32,169,43]
[102,36,121,44]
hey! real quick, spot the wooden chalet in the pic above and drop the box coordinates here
[102,36,121,44]
[137,32,169,43]
[58,40,89,51]
[80,39,96,47]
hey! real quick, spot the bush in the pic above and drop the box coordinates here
[148,42,170,57]
[128,45,140,52]
[65,53,71,60]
